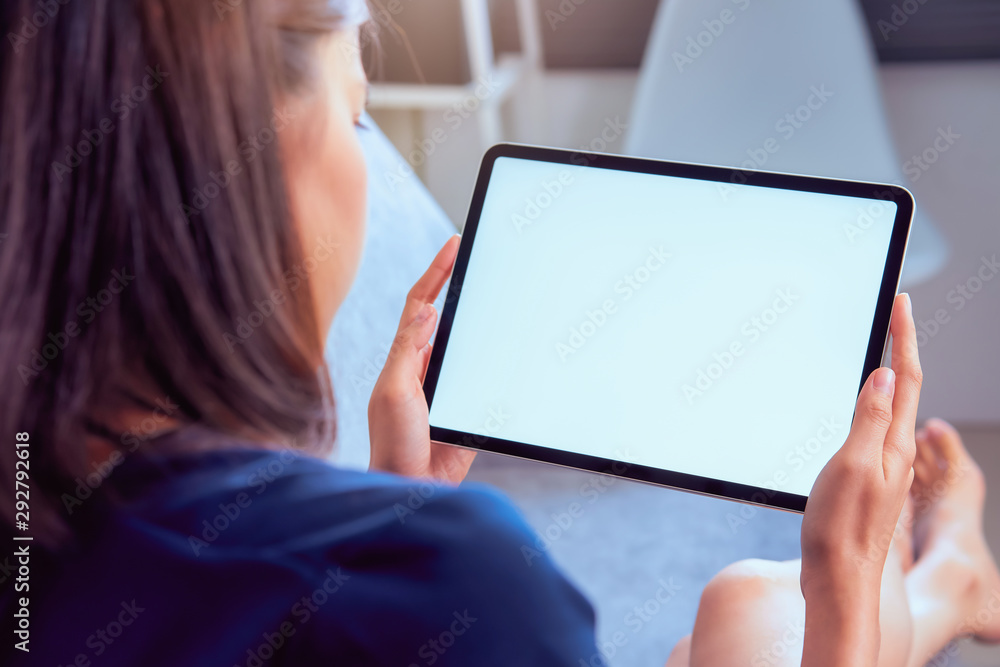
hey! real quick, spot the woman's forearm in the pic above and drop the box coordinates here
[801,573,882,667]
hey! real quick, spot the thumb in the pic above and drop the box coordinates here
[842,366,896,460]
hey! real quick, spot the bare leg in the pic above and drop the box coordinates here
[678,546,912,667]
[668,421,1000,667]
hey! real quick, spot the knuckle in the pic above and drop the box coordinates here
[370,384,409,410]
[887,433,917,466]
[863,398,893,430]
[906,363,924,390]
[838,452,871,481]
[389,330,413,360]
[821,449,866,489]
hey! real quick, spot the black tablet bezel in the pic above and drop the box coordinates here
[423,143,914,513]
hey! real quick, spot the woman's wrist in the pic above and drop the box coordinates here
[801,567,882,666]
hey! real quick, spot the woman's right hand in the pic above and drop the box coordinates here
[368,236,477,485]
[800,293,922,666]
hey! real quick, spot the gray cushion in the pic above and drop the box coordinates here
[325,115,456,469]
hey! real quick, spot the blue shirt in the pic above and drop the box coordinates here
[5,445,600,666]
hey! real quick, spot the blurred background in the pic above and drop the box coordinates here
[330,1,1000,664]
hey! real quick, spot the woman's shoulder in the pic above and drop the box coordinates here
[59,446,598,666]
[110,445,533,563]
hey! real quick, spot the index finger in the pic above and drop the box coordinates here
[883,293,922,476]
[398,235,460,331]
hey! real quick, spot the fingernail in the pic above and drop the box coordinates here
[873,367,895,394]
[415,303,434,323]
[901,292,912,314]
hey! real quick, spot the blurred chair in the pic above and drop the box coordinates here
[626,0,948,286]
[368,0,544,162]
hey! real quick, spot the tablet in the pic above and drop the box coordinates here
[423,144,913,512]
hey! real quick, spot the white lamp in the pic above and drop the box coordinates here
[626,0,947,286]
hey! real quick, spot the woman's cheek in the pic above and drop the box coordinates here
[328,125,367,279]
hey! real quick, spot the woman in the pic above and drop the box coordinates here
[0,1,996,665]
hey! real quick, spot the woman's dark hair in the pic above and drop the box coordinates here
[0,0,368,547]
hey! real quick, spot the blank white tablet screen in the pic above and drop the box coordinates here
[429,157,898,498]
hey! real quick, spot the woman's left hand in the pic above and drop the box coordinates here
[368,235,476,484]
